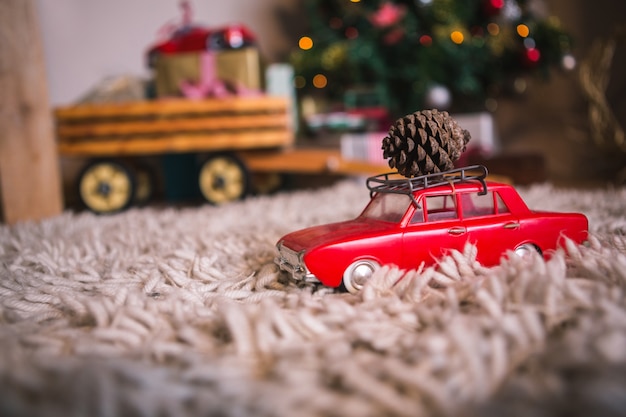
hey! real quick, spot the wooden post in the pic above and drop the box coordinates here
[0,0,63,224]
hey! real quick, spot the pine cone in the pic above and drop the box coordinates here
[382,109,471,177]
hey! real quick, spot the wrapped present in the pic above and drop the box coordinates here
[154,47,262,98]
[154,52,201,97]
[215,47,262,91]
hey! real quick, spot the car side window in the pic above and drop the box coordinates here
[496,193,510,214]
[462,192,494,218]
[361,192,410,223]
[409,202,424,224]
[461,191,510,218]
[425,195,458,222]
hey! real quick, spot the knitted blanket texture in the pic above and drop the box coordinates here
[1,180,625,417]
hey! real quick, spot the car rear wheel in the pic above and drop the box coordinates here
[343,259,380,294]
[514,243,541,259]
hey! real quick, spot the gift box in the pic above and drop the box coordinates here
[216,48,263,91]
[154,47,263,97]
[154,52,201,97]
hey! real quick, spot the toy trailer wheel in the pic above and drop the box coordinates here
[343,259,380,294]
[133,164,155,206]
[198,153,250,205]
[251,172,284,195]
[78,160,135,214]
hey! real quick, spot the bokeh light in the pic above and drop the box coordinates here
[526,48,541,62]
[293,75,306,89]
[487,23,500,36]
[450,31,464,44]
[345,27,359,39]
[562,53,576,71]
[516,24,530,38]
[329,17,343,29]
[513,77,527,94]
[299,36,313,50]
[485,98,498,112]
[419,35,432,46]
[312,74,328,88]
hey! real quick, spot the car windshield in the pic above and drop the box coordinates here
[360,192,410,223]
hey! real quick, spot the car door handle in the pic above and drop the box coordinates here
[503,222,520,230]
[448,226,467,235]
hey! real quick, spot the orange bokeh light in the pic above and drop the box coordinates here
[299,36,313,50]
[517,24,530,38]
[450,31,464,44]
[313,74,328,88]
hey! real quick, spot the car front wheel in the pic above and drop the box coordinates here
[343,259,380,294]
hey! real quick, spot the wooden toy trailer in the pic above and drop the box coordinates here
[56,96,387,213]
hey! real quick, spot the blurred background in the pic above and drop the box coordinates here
[36,0,625,189]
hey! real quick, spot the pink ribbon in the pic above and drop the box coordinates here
[179,51,262,99]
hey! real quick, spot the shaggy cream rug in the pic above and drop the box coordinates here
[1,179,625,417]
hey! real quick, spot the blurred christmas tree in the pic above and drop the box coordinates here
[290,0,574,117]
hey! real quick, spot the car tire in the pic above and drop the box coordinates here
[514,243,542,259]
[343,259,380,294]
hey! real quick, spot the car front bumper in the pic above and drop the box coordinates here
[274,242,319,283]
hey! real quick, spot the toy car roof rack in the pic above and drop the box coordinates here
[367,164,489,206]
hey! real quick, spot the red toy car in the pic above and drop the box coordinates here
[275,166,588,293]
[146,24,256,67]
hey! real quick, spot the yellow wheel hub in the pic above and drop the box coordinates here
[199,156,246,204]
[79,162,133,213]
